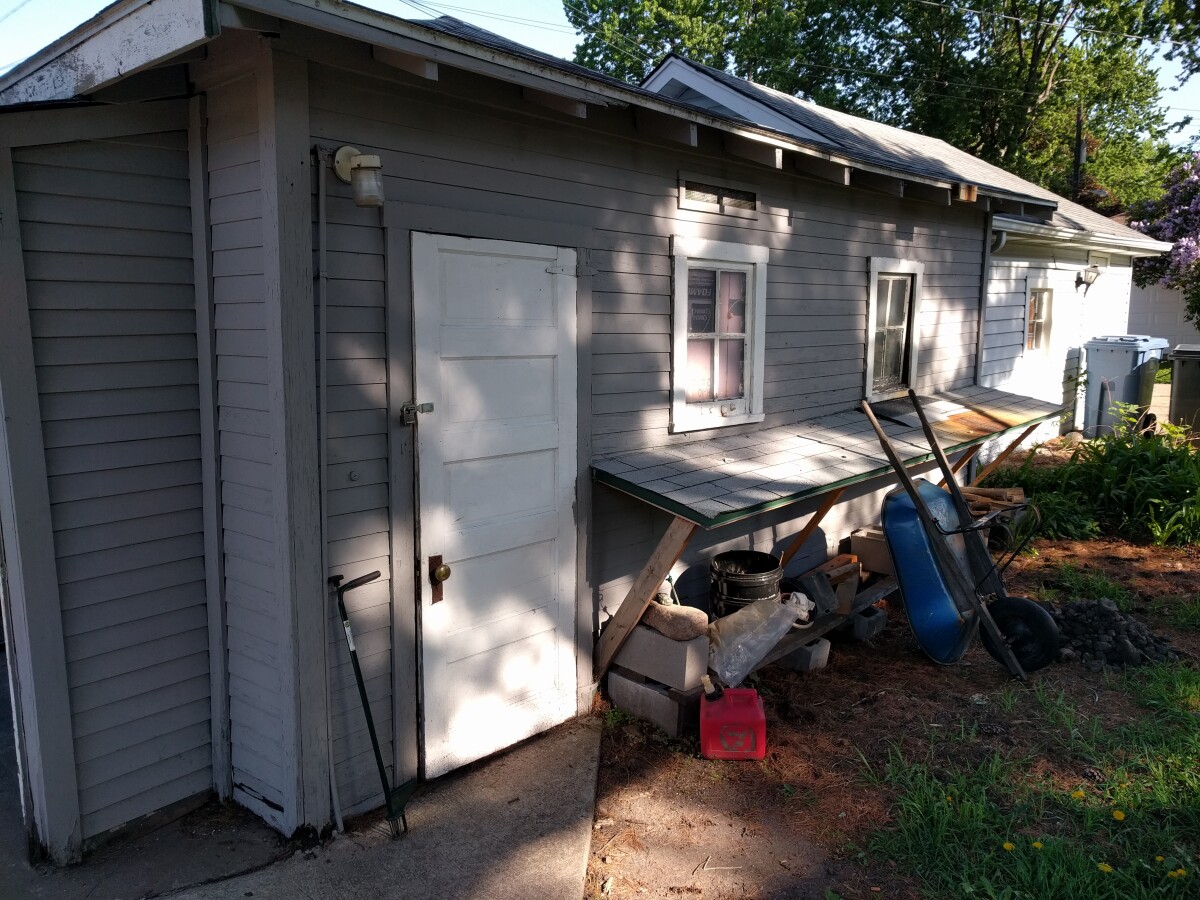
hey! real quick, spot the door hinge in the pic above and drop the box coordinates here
[545,262,597,276]
[400,402,434,425]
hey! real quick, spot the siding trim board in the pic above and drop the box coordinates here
[0,144,83,865]
[191,94,232,800]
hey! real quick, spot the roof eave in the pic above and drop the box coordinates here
[0,0,218,107]
[994,215,1171,257]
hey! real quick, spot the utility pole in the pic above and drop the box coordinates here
[1072,101,1084,202]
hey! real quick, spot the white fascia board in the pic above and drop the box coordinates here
[994,215,1172,258]
[0,0,216,106]
[643,57,831,147]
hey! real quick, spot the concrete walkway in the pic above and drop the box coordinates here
[176,717,602,900]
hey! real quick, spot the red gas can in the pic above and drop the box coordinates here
[700,688,766,760]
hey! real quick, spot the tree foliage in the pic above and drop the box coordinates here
[564,0,1185,210]
[1131,152,1200,324]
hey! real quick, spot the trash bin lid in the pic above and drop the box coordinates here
[1174,344,1200,359]
[1085,334,1171,351]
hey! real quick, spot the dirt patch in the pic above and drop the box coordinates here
[588,539,1200,899]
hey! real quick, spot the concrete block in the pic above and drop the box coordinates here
[850,604,888,641]
[777,637,831,673]
[607,669,700,738]
[851,526,894,575]
[612,624,708,691]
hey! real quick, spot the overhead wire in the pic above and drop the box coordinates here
[0,0,36,28]
[397,0,1200,119]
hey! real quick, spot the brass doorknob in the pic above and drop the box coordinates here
[432,563,452,583]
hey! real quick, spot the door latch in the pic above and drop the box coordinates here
[400,402,434,425]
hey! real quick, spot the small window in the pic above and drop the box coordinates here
[671,236,768,432]
[1026,288,1052,353]
[865,258,924,400]
[678,173,758,219]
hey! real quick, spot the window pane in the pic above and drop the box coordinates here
[717,339,745,400]
[720,271,747,334]
[688,269,716,334]
[886,277,911,327]
[686,338,715,402]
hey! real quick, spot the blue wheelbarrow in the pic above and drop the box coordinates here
[863,393,1059,679]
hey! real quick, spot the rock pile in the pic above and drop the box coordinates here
[1054,598,1178,672]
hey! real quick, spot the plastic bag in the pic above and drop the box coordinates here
[708,594,807,687]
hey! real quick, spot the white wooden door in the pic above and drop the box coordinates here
[412,233,578,778]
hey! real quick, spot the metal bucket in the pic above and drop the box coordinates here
[710,550,783,618]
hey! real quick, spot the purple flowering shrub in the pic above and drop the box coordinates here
[1131,152,1200,324]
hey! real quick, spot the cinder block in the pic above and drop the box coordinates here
[613,624,708,691]
[851,526,894,576]
[778,637,831,673]
[850,604,888,641]
[607,669,700,738]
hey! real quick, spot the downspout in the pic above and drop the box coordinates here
[974,213,997,387]
[314,146,344,834]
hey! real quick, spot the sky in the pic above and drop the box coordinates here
[0,0,1197,143]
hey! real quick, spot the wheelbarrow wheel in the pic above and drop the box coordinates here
[981,596,1059,673]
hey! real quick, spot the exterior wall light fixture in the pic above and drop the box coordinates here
[333,146,385,208]
[1075,264,1101,292]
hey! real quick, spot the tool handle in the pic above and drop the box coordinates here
[337,570,382,596]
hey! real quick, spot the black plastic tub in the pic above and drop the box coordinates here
[710,550,783,618]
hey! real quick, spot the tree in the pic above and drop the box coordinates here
[564,0,1181,210]
[1131,153,1200,325]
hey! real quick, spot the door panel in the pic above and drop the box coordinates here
[412,233,578,779]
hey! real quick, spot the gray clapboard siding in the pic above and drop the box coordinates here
[14,133,211,842]
[313,187,395,815]
[207,73,290,827]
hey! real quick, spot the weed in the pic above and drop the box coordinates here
[602,707,633,730]
[993,682,1022,713]
[1052,564,1135,611]
[866,663,1200,898]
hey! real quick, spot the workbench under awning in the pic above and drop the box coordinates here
[592,385,1063,529]
[591,386,1063,678]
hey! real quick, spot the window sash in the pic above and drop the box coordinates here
[1027,288,1051,352]
[872,274,914,393]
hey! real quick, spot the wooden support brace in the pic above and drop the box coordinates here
[937,444,981,488]
[594,517,698,679]
[778,487,845,568]
[793,153,850,186]
[634,108,697,146]
[969,422,1039,487]
[523,87,587,118]
[723,133,783,169]
[851,170,904,196]
[372,45,439,81]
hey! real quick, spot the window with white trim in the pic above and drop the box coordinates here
[671,236,768,432]
[1026,287,1052,354]
[865,257,924,400]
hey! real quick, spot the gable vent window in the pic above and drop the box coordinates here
[679,175,758,219]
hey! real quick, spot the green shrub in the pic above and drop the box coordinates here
[986,405,1200,545]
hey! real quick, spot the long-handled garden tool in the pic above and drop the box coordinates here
[329,571,419,836]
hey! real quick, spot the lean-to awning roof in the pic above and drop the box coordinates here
[592,386,1062,529]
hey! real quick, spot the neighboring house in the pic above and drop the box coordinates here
[1128,282,1198,351]
[643,56,1171,436]
[0,1,1121,864]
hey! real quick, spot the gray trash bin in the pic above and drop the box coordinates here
[1083,335,1169,436]
[1169,344,1200,430]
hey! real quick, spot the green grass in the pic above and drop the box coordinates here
[1052,564,1136,611]
[864,665,1200,898]
[1166,597,1200,631]
[1156,364,1173,385]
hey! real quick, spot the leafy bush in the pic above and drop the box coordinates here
[986,405,1200,545]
